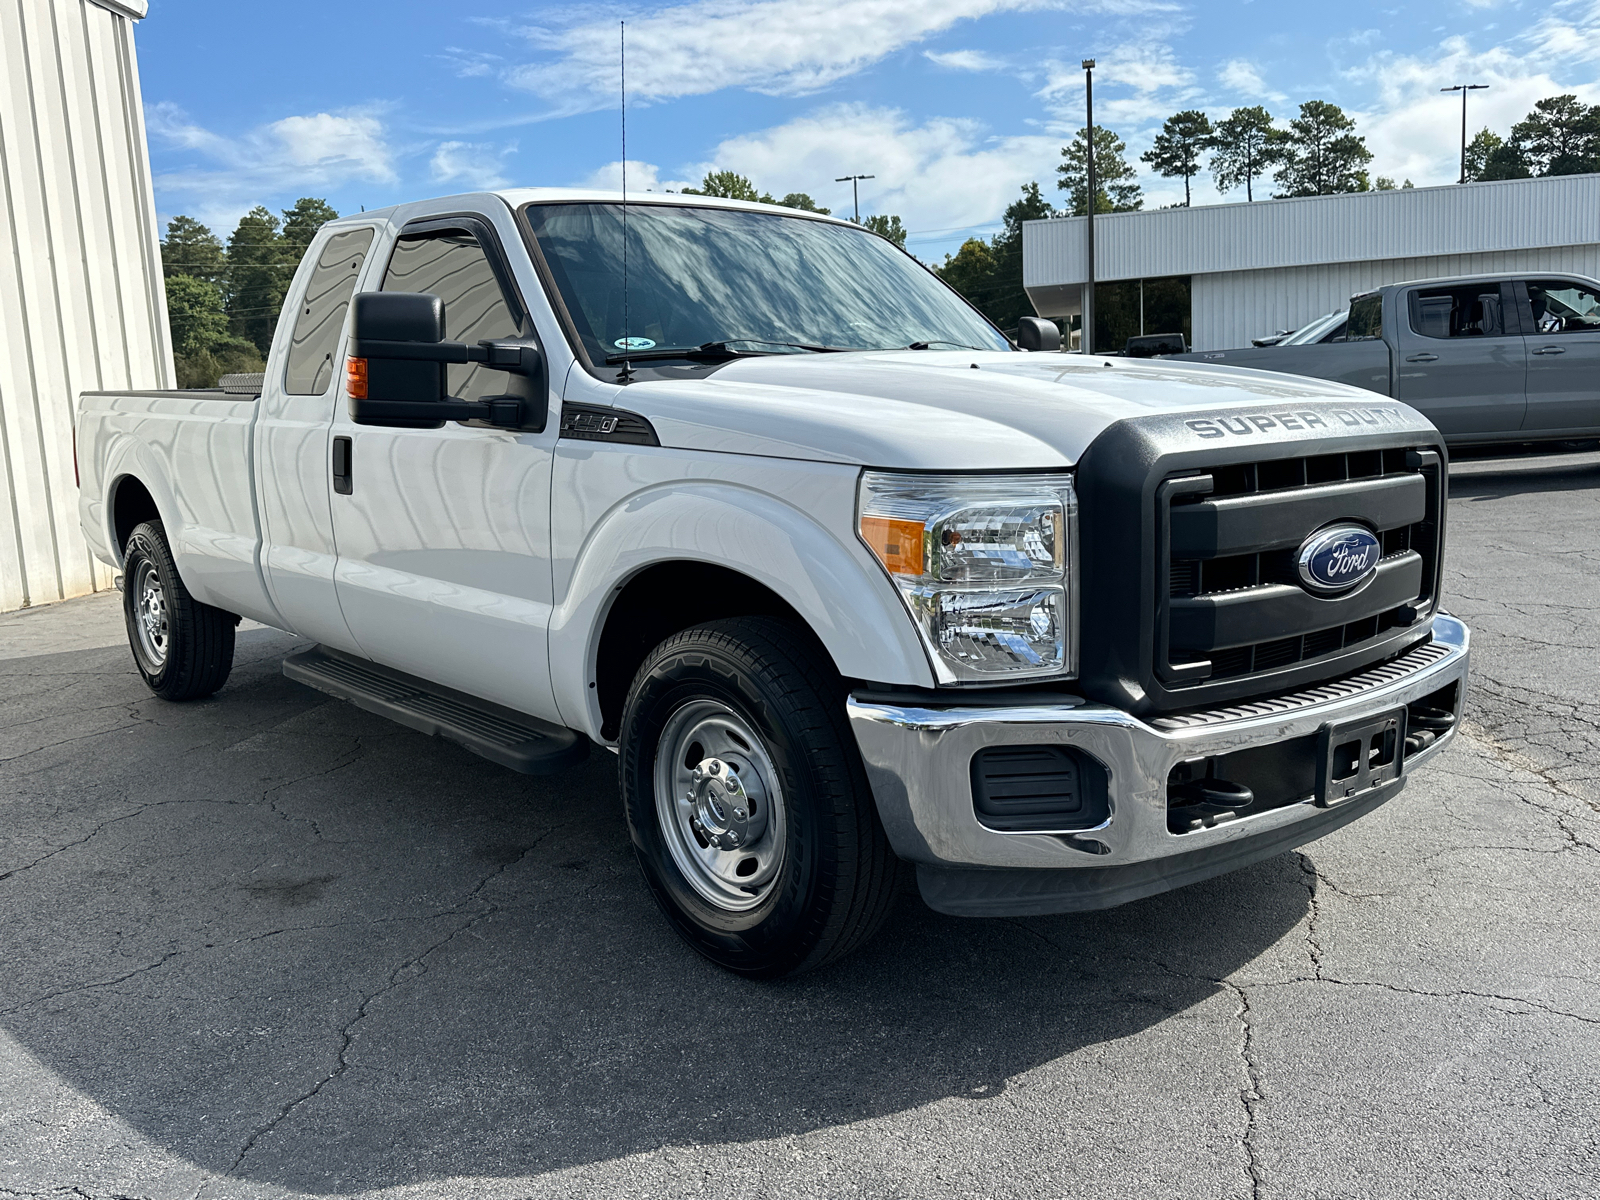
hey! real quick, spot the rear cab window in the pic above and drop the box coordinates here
[284,228,376,396]
[1406,283,1510,340]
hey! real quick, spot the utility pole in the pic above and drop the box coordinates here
[1441,83,1488,183]
[835,174,875,222]
[1082,58,1096,355]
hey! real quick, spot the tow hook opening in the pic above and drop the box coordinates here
[1403,681,1459,757]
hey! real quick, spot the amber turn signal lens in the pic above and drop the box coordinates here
[860,515,926,577]
[346,357,369,400]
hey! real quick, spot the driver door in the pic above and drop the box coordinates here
[1517,278,1600,436]
[328,216,562,723]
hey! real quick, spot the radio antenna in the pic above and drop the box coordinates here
[618,19,633,384]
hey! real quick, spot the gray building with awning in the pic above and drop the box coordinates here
[1022,173,1600,354]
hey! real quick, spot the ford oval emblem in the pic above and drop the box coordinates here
[1297,524,1381,593]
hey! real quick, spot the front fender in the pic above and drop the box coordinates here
[548,473,935,740]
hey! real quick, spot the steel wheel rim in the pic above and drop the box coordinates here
[132,559,169,670]
[654,699,788,913]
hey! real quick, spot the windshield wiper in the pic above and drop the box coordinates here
[906,339,992,351]
[604,339,848,365]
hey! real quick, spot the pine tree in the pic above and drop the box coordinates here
[1057,126,1143,215]
[281,197,340,261]
[1141,110,1213,206]
[1509,95,1600,176]
[1209,106,1284,202]
[1274,100,1373,197]
[160,216,226,286]
[226,206,287,353]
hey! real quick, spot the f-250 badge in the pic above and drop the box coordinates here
[1297,524,1381,593]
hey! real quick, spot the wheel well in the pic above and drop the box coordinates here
[594,562,809,741]
[112,477,160,559]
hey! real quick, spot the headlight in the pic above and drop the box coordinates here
[858,472,1077,683]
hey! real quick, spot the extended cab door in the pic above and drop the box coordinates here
[1393,280,1527,439]
[327,214,562,723]
[256,225,377,652]
[1515,277,1600,436]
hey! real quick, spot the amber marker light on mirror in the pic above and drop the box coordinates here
[346,357,369,399]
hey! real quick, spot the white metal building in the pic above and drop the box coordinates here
[1023,173,1600,353]
[0,0,170,613]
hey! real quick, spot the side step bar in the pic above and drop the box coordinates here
[282,645,587,775]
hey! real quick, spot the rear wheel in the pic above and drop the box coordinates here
[619,617,901,978]
[122,520,236,700]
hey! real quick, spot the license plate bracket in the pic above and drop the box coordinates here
[1316,706,1407,807]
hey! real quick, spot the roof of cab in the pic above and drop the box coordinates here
[326,188,860,231]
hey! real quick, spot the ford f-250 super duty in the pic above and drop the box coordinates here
[1172,272,1600,446]
[77,190,1470,977]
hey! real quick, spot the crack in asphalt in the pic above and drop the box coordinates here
[1224,981,1266,1200]
[1258,976,1600,1025]
[223,826,567,1175]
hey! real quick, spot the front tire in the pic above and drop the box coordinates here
[122,520,235,700]
[619,617,901,978]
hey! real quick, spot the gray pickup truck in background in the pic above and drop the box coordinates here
[1172,272,1600,446]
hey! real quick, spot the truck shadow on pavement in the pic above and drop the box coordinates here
[0,629,1310,1192]
[1450,454,1600,502]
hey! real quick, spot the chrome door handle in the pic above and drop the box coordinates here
[1405,353,1439,363]
[1533,345,1567,355]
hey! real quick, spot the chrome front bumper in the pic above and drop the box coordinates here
[847,613,1470,915]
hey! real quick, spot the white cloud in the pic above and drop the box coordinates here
[1344,7,1600,188]
[148,103,397,226]
[577,159,696,193]
[666,103,1059,255]
[924,49,1005,71]
[507,0,1170,114]
[1218,59,1284,104]
[430,141,519,189]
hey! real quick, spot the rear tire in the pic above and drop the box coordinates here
[122,520,235,700]
[619,617,901,978]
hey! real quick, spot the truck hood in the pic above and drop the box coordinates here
[608,350,1419,470]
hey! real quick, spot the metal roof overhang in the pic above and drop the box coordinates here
[88,0,148,18]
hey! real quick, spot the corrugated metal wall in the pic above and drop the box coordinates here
[1193,244,1600,351]
[0,0,169,613]
[1024,174,1600,290]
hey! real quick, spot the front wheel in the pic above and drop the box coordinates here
[122,520,236,700]
[619,617,901,978]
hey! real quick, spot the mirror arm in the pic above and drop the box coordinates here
[350,337,539,375]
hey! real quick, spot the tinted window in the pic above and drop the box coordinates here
[523,203,1009,365]
[284,228,374,395]
[381,230,523,403]
[1526,279,1600,334]
[1407,284,1506,339]
[1346,293,1383,341]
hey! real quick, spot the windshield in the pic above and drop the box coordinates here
[522,203,1010,365]
[1281,310,1348,346]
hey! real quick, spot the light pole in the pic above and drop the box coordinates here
[835,174,875,222]
[1441,83,1488,183]
[1082,58,1096,355]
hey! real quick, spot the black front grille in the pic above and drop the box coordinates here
[1073,405,1448,716]
[1159,448,1441,691]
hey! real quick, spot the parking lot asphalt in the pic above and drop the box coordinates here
[2,449,1598,1200]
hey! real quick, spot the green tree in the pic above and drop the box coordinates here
[779,192,830,214]
[1208,105,1284,202]
[1057,125,1143,215]
[1141,110,1213,206]
[682,170,774,203]
[1374,176,1397,190]
[1462,128,1504,181]
[1274,100,1373,197]
[1509,94,1600,176]
[281,197,340,261]
[165,274,231,358]
[937,238,998,306]
[226,206,287,353]
[160,216,226,286]
[934,182,1056,330]
[860,213,907,247]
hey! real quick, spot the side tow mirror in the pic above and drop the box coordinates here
[347,291,545,431]
[1017,316,1061,353]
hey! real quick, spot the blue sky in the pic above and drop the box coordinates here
[137,0,1600,263]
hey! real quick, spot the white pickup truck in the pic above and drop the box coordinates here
[77,190,1470,977]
